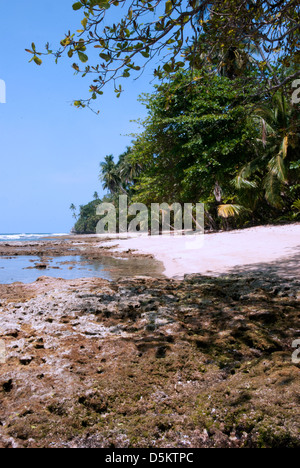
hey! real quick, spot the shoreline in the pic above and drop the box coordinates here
[0,223,299,283]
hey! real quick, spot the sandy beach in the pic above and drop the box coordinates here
[101,224,300,279]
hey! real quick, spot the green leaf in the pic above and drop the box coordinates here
[100,53,110,62]
[163,63,172,73]
[78,51,88,63]
[33,56,42,66]
[165,0,172,14]
[73,2,82,11]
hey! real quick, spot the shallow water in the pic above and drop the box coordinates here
[0,255,164,284]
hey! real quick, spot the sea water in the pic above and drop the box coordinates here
[0,255,112,284]
[0,234,164,283]
[0,254,163,284]
[0,233,68,242]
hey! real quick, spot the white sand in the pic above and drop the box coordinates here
[100,224,300,279]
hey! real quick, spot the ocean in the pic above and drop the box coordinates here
[0,233,68,242]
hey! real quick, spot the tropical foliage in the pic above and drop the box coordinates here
[72,200,101,234]
[57,1,299,233]
[235,91,300,211]
[73,67,299,233]
[28,0,299,110]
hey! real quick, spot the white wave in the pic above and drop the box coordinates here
[50,233,69,237]
[0,233,68,241]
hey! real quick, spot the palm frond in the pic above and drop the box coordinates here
[280,135,289,159]
[268,155,287,183]
[234,175,258,190]
[252,115,276,141]
[234,159,261,190]
[218,204,248,219]
[263,172,283,208]
[292,199,300,213]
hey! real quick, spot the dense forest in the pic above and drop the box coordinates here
[59,1,299,234]
[73,69,299,233]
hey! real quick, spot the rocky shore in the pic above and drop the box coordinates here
[0,236,299,448]
[0,235,158,264]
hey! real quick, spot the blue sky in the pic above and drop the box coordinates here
[0,0,154,233]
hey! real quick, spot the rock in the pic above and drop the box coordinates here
[19,356,33,366]
[0,266,299,448]
[34,263,48,270]
[2,379,13,393]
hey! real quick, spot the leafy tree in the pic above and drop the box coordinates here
[130,71,258,208]
[72,63,298,233]
[28,0,300,108]
[117,68,298,228]
[74,200,102,233]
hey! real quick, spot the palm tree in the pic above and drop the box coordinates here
[235,91,299,208]
[69,203,77,220]
[119,156,142,187]
[100,150,142,197]
[99,155,122,195]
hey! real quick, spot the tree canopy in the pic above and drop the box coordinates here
[92,68,299,231]
[32,1,298,232]
[27,0,300,108]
